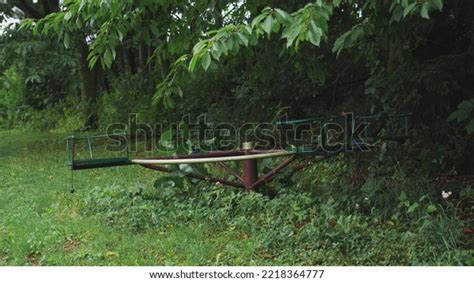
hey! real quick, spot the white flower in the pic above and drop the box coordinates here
[355,203,360,209]
[441,190,452,199]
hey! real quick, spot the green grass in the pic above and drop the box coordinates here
[0,131,472,265]
[0,131,262,265]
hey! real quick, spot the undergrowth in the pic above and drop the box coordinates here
[0,131,472,265]
[79,159,473,265]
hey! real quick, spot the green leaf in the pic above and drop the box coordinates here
[420,4,430,19]
[262,15,273,35]
[178,164,194,176]
[466,119,474,134]
[27,74,41,83]
[164,95,175,109]
[459,99,474,110]
[448,110,469,122]
[242,25,252,35]
[211,44,222,60]
[153,177,176,189]
[308,21,322,46]
[332,30,351,56]
[407,202,419,213]
[316,8,330,21]
[201,52,211,71]
[251,14,266,29]
[237,32,249,47]
[448,100,474,122]
[188,56,199,72]
[426,204,437,213]
[282,24,303,48]
[275,8,290,23]
[63,33,70,48]
[160,129,175,149]
[64,11,73,21]
[88,55,98,69]
[225,36,234,51]
[231,41,241,55]
[249,33,259,46]
[403,3,417,17]
[218,40,228,55]
[391,6,403,22]
[308,68,326,84]
[117,29,124,41]
[104,49,113,68]
[192,40,207,54]
[399,191,407,202]
[306,30,321,46]
[428,0,443,10]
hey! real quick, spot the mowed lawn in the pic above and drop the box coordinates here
[0,131,260,265]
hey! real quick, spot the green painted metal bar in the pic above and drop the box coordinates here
[70,157,132,170]
[276,113,412,125]
[66,132,130,170]
[65,132,127,140]
[276,114,411,143]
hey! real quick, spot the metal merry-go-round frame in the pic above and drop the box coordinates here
[66,114,410,191]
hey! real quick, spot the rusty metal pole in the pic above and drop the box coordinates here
[242,142,258,191]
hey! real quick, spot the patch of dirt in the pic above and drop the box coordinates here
[238,232,250,240]
[155,254,164,264]
[0,251,8,263]
[256,247,275,259]
[27,251,40,266]
[63,236,81,253]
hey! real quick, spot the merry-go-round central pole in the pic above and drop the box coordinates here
[242,142,258,191]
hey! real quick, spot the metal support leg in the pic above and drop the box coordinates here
[242,142,258,191]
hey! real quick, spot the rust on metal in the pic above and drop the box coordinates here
[249,155,297,190]
[242,142,258,191]
[216,162,244,184]
[140,164,245,189]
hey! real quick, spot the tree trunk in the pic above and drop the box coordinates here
[77,40,101,130]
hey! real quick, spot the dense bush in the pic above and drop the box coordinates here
[0,25,80,131]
